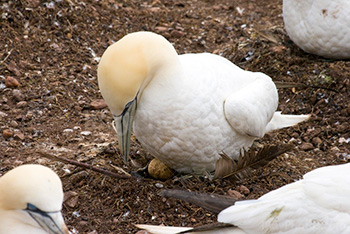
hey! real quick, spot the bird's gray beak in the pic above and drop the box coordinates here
[26,204,69,234]
[113,97,137,162]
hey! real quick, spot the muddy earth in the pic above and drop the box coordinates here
[1,0,349,233]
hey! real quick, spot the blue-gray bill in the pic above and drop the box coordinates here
[26,208,68,234]
[114,98,137,162]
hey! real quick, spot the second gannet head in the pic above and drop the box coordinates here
[0,164,69,234]
[97,31,180,160]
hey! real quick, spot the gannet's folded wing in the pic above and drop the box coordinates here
[224,73,278,138]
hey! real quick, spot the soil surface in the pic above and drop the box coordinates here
[1,0,349,233]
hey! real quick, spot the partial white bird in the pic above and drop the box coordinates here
[0,164,69,234]
[98,31,310,173]
[283,0,350,59]
[137,163,350,234]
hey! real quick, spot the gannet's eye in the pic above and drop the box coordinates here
[25,203,49,217]
[26,203,40,212]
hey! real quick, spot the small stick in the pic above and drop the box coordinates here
[37,151,136,180]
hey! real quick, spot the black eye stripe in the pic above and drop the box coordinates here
[25,203,60,215]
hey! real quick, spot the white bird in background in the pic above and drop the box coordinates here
[283,0,350,59]
[137,163,350,234]
[98,31,310,173]
[0,164,69,234]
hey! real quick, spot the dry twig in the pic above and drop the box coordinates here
[37,151,137,180]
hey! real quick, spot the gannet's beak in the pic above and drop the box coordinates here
[113,97,137,162]
[25,204,69,234]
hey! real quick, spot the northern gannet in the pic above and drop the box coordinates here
[98,31,310,173]
[0,164,69,234]
[283,0,350,59]
[137,163,350,234]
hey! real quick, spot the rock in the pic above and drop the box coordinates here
[227,189,244,199]
[299,142,314,151]
[155,183,164,188]
[16,101,27,108]
[171,30,184,38]
[13,131,25,141]
[155,26,168,33]
[3,129,14,139]
[79,221,88,226]
[5,76,19,88]
[26,111,33,119]
[270,45,287,53]
[64,191,79,208]
[237,185,250,195]
[63,128,74,133]
[10,120,18,128]
[148,158,174,180]
[312,137,322,145]
[12,89,25,102]
[90,99,107,109]
[81,130,92,136]
[149,7,161,12]
[0,111,8,118]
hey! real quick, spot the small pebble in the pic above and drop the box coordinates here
[10,120,18,128]
[3,129,14,139]
[13,131,25,141]
[0,111,8,118]
[16,101,27,108]
[90,99,107,109]
[5,76,19,88]
[12,89,25,101]
[227,189,244,199]
[237,185,250,195]
[171,30,184,38]
[270,45,287,53]
[81,130,92,136]
[63,128,74,133]
[299,142,314,151]
[155,26,168,32]
[155,183,164,188]
[64,191,79,208]
[312,137,322,145]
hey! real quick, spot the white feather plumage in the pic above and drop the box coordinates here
[283,0,350,59]
[98,31,310,173]
[137,163,350,234]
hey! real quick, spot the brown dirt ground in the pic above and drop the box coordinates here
[1,0,349,233]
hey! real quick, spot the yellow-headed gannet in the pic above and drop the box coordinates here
[283,0,350,59]
[137,163,350,234]
[98,31,310,173]
[0,164,69,234]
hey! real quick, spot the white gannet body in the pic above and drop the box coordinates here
[98,31,310,173]
[283,0,350,59]
[137,163,350,234]
[0,164,69,234]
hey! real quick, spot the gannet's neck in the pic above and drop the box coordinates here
[98,31,180,116]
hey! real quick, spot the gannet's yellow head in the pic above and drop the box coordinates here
[97,31,179,116]
[97,31,180,160]
[0,164,69,234]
